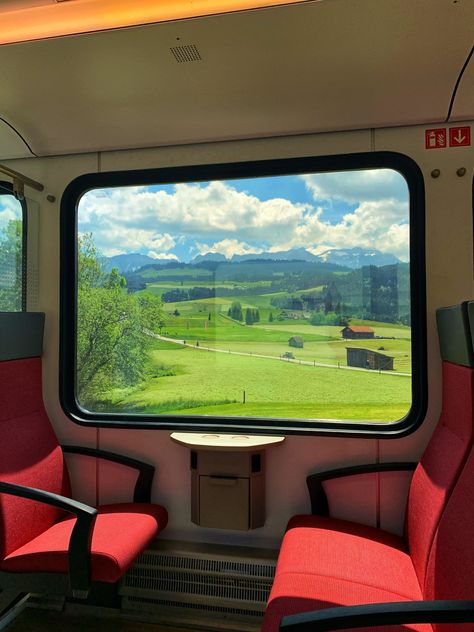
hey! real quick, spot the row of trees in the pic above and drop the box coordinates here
[0,219,22,311]
[77,234,165,408]
[227,301,262,325]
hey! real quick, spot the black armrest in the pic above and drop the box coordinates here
[307,462,417,515]
[280,600,474,631]
[0,481,97,597]
[62,445,155,503]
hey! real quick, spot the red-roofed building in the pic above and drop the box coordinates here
[341,325,375,340]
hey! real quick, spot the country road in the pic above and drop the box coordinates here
[144,330,411,377]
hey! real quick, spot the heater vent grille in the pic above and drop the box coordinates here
[120,547,276,624]
[123,595,263,619]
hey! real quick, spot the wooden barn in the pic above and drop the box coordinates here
[346,347,394,370]
[341,325,375,339]
[288,336,304,348]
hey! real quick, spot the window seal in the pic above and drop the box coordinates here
[59,151,427,438]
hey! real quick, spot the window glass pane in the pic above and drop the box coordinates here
[0,188,24,311]
[76,168,411,424]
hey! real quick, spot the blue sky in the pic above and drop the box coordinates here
[0,192,22,231]
[78,169,410,262]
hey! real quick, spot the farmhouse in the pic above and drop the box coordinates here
[341,325,375,339]
[288,336,304,348]
[346,347,394,371]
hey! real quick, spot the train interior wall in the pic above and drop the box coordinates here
[2,121,473,549]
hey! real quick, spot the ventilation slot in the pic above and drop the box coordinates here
[170,44,201,63]
[120,547,276,626]
[123,596,263,619]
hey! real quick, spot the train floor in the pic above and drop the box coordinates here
[6,608,213,632]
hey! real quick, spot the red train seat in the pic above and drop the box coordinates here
[262,302,474,631]
[0,312,168,603]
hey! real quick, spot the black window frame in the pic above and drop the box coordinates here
[0,180,27,312]
[59,151,426,437]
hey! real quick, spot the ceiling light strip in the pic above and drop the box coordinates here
[0,0,311,45]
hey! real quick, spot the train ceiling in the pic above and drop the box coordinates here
[0,0,473,158]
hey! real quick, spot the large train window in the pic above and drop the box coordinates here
[60,153,426,435]
[0,182,26,312]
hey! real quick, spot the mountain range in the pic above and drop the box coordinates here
[107,247,401,273]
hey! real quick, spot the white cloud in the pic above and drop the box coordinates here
[148,251,179,260]
[79,175,410,262]
[195,238,263,259]
[0,196,22,230]
[80,182,307,246]
[302,169,408,204]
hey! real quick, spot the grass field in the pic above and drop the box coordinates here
[105,342,411,421]
[91,275,413,423]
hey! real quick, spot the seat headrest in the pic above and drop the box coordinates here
[0,312,45,361]
[436,302,473,367]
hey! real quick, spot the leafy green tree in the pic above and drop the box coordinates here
[0,219,22,311]
[268,312,274,322]
[76,235,165,407]
[245,307,254,325]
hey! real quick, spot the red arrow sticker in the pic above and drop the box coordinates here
[449,126,471,147]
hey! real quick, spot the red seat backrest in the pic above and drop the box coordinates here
[406,361,474,591]
[424,433,474,631]
[0,356,71,561]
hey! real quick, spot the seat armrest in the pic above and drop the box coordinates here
[0,481,97,596]
[62,445,155,503]
[307,462,417,515]
[280,600,474,631]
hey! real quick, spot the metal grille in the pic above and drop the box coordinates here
[123,595,263,619]
[133,551,275,579]
[170,44,202,63]
[125,567,272,603]
[120,548,275,621]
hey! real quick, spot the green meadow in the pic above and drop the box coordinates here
[102,273,413,422]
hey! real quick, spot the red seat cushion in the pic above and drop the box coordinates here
[1,503,168,583]
[262,515,430,632]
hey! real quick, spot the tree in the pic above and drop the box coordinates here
[245,307,254,325]
[228,301,243,321]
[268,312,274,322]
[76,235,165,407]
[0,219,22,311]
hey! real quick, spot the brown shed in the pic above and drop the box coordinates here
[341,325,375,340]
[346,347,394,370]
[288,336,304,348]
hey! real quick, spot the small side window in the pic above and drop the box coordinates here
[0,182,26,311]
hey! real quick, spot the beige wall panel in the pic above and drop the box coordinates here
[374,122,474,465]
[323,473,377,528]
[97,429,376,547]
[379,470,413,536]
[0,119,34,159]
[100,130,372,173]
[3,121,472,547]
[449,58,474,122]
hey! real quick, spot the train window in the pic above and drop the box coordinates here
[60,153,426,435]
[0,182,26,312]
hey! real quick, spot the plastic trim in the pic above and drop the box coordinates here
[62,445,155,503]
[306,462,417,515]
[280,600,474,631]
